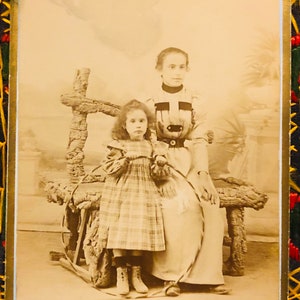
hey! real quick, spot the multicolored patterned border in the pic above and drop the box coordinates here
[289,1,300,299]
[0,1,10,299]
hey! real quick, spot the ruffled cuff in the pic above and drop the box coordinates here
[150,163,171,181]
[102,157,129,177]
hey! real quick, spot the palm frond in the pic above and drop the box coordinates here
[241,30,280,87]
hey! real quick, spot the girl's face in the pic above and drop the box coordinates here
[125,109,148,141]
[158,52,188,87]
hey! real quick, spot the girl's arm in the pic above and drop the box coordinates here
[189,140,219,205]
[151,157,177,199]
[189,95,219,204]
[102,143,129,177]
[150,141,170,179]
[190,92,214,144]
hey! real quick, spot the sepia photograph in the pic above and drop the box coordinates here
[9,0,288,299]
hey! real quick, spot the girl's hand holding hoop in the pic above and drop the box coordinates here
[188,170,219,205]
[155,155,167,167]
[197,171,219,205]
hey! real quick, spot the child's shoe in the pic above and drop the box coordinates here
[116,267,130,295]
[131,266,148,294]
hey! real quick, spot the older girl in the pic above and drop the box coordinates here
[145,47,230,296]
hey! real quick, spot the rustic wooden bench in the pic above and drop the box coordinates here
[42,68,268,282]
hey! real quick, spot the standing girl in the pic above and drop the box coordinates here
[145,47,230,296]
[98,99,169,295]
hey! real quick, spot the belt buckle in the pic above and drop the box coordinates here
[169,139,177,146]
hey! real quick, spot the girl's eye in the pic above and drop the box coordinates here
[140,119,145,123]
[180,65,186,69]
[169,64,176,69]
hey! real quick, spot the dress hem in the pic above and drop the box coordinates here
[150,271,224,285]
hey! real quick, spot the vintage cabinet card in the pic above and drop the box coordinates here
[6,1,289,299]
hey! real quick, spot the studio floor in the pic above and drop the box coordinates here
[12,230,283,300]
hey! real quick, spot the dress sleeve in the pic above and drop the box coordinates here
[101,141,129,177]
[145,97,156,114]
[190,93,211,144]
[189,93,212,173]
[144,97,159,143]
[152,141,169,157]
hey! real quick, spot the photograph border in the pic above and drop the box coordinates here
[4,1,291,299]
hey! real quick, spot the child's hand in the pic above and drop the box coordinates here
[155,155,167,167]
[151,159,171,180]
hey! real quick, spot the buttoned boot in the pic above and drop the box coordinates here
[116,267,130,295]
[131,266,148,294]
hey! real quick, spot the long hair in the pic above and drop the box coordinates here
[111,99,155,140]
[155,47,189,70]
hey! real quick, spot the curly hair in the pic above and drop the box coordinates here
[155,47,189,70]
[111,99,155,140]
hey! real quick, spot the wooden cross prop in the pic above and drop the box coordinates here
[61,68,120,183]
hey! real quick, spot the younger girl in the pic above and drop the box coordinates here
[98,99,169,295]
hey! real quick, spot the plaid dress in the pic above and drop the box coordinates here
[98,139,165,252]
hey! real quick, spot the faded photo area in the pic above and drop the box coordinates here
[15,1,284,300]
